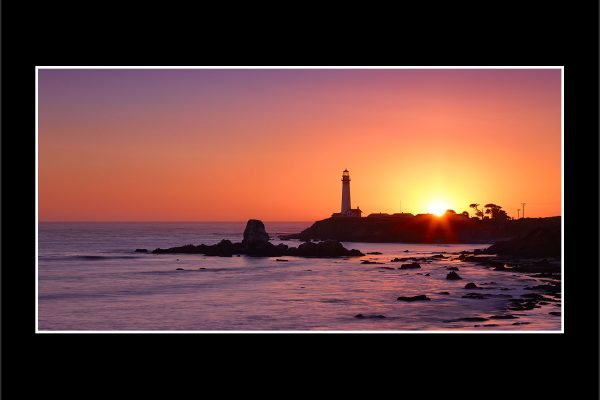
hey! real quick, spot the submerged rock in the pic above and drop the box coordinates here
[462,293,487,299]
[361,260,383,264]
[399,262,421,270]
[397,294,430,301]
[444,317,488,323]
[549,312,561,316]
[464,282,478,289]
[354,314,386,319]
[489,314,518,319]
[367,251,383,255]
[446,271,462,280]
[135,248,148,253]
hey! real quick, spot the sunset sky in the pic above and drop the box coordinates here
[38,68,562,221]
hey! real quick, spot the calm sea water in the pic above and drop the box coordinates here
[38,222,562,331]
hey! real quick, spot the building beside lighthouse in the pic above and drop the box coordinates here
[331,169,362,218]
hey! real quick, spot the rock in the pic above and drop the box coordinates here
[135,248,148,253]
[355,314,386,319]
[512,262,561,273]
[437,291,450,295]
[390,257,410,262]
[404,250,409,252]
[275,259,289,262]
[367,251,383,255]
[175,268,184,270]
[446,271,462,280]
[462,293,486,299]
[524,283,560,293]
[507,301,537,311]
[152,220,364,259]
[399,262,421,270]
[549,311,561,316]
[424,273,430,276]
[203,239,236,257]
[521,293,550,300]
[446,266,459,271]
[444,317,488,323]
[153,244,200,254]
[293,240,364,257]
[464,282,478,289]
[242,219,270,246]
[486,225,561,258]
[361,260,383,264]
[431,254,447,258]
[378,266,395,270]
[397,294,430,301]
[489,314,518,319]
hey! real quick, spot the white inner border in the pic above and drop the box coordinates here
[35,66,564,334]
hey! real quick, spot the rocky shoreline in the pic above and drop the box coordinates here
[136,218,561,328]
[147,219,364,258]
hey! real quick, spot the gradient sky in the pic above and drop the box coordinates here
[38,68,561,221]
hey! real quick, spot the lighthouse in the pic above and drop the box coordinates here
[332,169,362,218]
[341,169,351,213]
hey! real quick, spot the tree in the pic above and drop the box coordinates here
[484,203,509,221]
[469,203,484,220]
[461,211,469,218]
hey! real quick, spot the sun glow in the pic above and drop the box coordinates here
[428,200,449,216]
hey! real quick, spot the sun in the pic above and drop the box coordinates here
[428,200,448,216]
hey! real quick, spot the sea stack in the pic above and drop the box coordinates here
[242,219,270,246]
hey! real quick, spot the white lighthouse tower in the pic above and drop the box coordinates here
[332,169,362,218]
[341,169,351,213]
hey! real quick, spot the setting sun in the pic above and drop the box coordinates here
[428,200,449,216]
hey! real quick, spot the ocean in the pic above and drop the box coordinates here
[38,221,562,331]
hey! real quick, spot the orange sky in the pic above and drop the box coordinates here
[38,68,561,221]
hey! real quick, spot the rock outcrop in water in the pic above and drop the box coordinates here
[242,219,270,246]
[150,219,364,258]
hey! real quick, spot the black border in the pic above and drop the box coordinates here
[2,1,599,396]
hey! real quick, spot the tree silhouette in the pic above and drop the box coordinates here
[484,203,509,221]
[469,203,483,220]
[461,211,469,218]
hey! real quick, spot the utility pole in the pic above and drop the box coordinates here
[521,202,526,219]
[517,209,520,219]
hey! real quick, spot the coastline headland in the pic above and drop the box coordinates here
[281,214,561,247]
